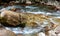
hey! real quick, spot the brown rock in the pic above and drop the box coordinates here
[0,25,16,36]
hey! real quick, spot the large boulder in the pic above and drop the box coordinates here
[0,10,59,28]
[0,10,21,26]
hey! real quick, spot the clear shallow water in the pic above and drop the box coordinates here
[0,5,60,12]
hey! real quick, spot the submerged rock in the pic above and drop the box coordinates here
[0,10,59,29]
